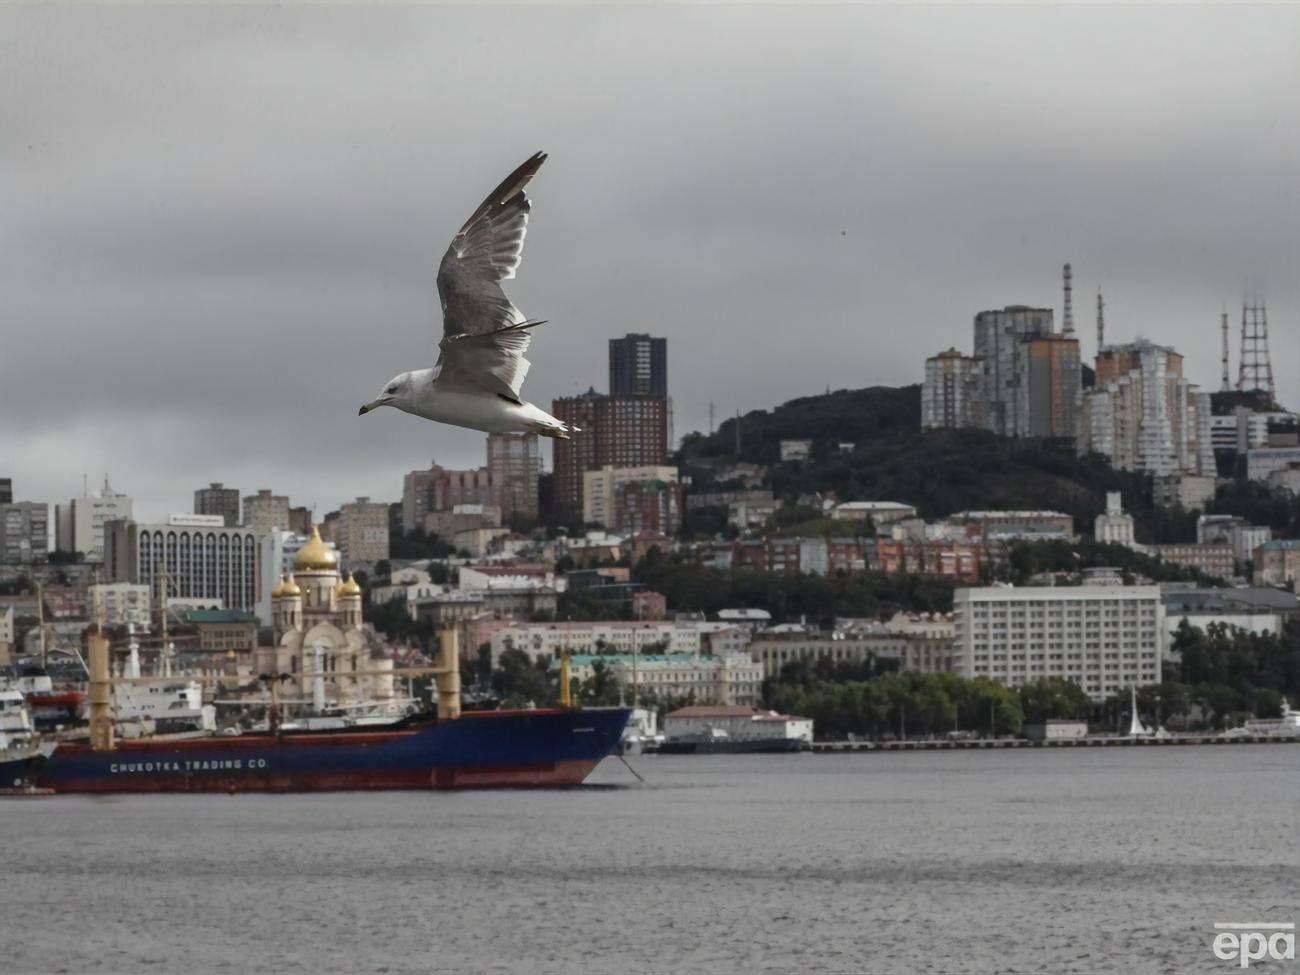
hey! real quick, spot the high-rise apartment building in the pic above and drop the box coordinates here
[609,333,667,398]
[0,502,49,564]
[102,516,259,611]
[551,392,670,523]
[921,349,984,430]
[55,476,133,560]
[288,506,313,536]
[194,483,240,527]
[332,497,390,565]
[972,306,1054,437]
[402,461,495,533]
[0,479,11,505]
[953,585,1165,701]
[486,432,541,522]
[1078,340,1213,477]
[243,489,291,536]
[927,306,1077,439]
[1019,334,1081,438]
[549,392,606,523]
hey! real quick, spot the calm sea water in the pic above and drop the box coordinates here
[2,747,1295,974]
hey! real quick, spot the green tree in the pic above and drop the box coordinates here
[491,647,556,708]
[1018,677,1092,724]
[578,659,623,707]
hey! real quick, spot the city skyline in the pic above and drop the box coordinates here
[3,6,1299,518]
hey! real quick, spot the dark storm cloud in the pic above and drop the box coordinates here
[2,5,1298,518]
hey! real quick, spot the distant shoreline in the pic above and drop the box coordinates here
[808,735,1299,753]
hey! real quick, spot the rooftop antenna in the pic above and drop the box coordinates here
[1096,289,1106,353]
[1237,300,1276,402]
[1220,311,1231,392]
[1062,263,1074,336]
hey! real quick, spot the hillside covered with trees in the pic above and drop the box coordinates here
[678,384,1299,538]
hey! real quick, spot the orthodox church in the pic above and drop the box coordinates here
[254,525,393,705]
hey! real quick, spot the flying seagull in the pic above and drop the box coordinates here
[359,151,574,439]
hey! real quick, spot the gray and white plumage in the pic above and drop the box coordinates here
[359,151,575,439]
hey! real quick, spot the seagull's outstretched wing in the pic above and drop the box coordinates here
[433,152,546,404]
[436,151,546,340]
[437,320,542,404]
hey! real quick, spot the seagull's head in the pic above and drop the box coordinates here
[359,372,413,415]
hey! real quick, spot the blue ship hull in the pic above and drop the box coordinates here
[20,708,631,793]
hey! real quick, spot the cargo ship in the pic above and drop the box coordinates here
[4,706,631,793]
[2,620,631,794]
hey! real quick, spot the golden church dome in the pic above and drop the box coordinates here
[293,525,338,572]
[272,574,302,598]
[340,573,362,597]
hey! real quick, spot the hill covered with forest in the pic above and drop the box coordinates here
[678,385,1164,533]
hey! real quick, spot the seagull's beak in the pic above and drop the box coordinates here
[359,399,381,416]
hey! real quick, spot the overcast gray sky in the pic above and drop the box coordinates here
[3,4,1298,521]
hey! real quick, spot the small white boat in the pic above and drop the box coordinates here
[1240,702,1300,738]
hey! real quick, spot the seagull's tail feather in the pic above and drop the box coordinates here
[518,401,577,441]
[540,421,577,441]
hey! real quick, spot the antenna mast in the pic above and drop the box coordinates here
[1062,263,1074,336]
[1096,289,1106,352]
[1220,312,1231,392]
[1237,301,1276,402]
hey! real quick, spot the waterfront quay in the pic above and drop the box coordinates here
[810,734,1299,752]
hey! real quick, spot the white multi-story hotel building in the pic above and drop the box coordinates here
[103,516,259,611]
[953,585,1165,701]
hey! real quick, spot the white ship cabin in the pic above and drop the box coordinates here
[0,688,35,743]
[663,705,813,744]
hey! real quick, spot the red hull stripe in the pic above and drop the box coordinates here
[45,759,601,793]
